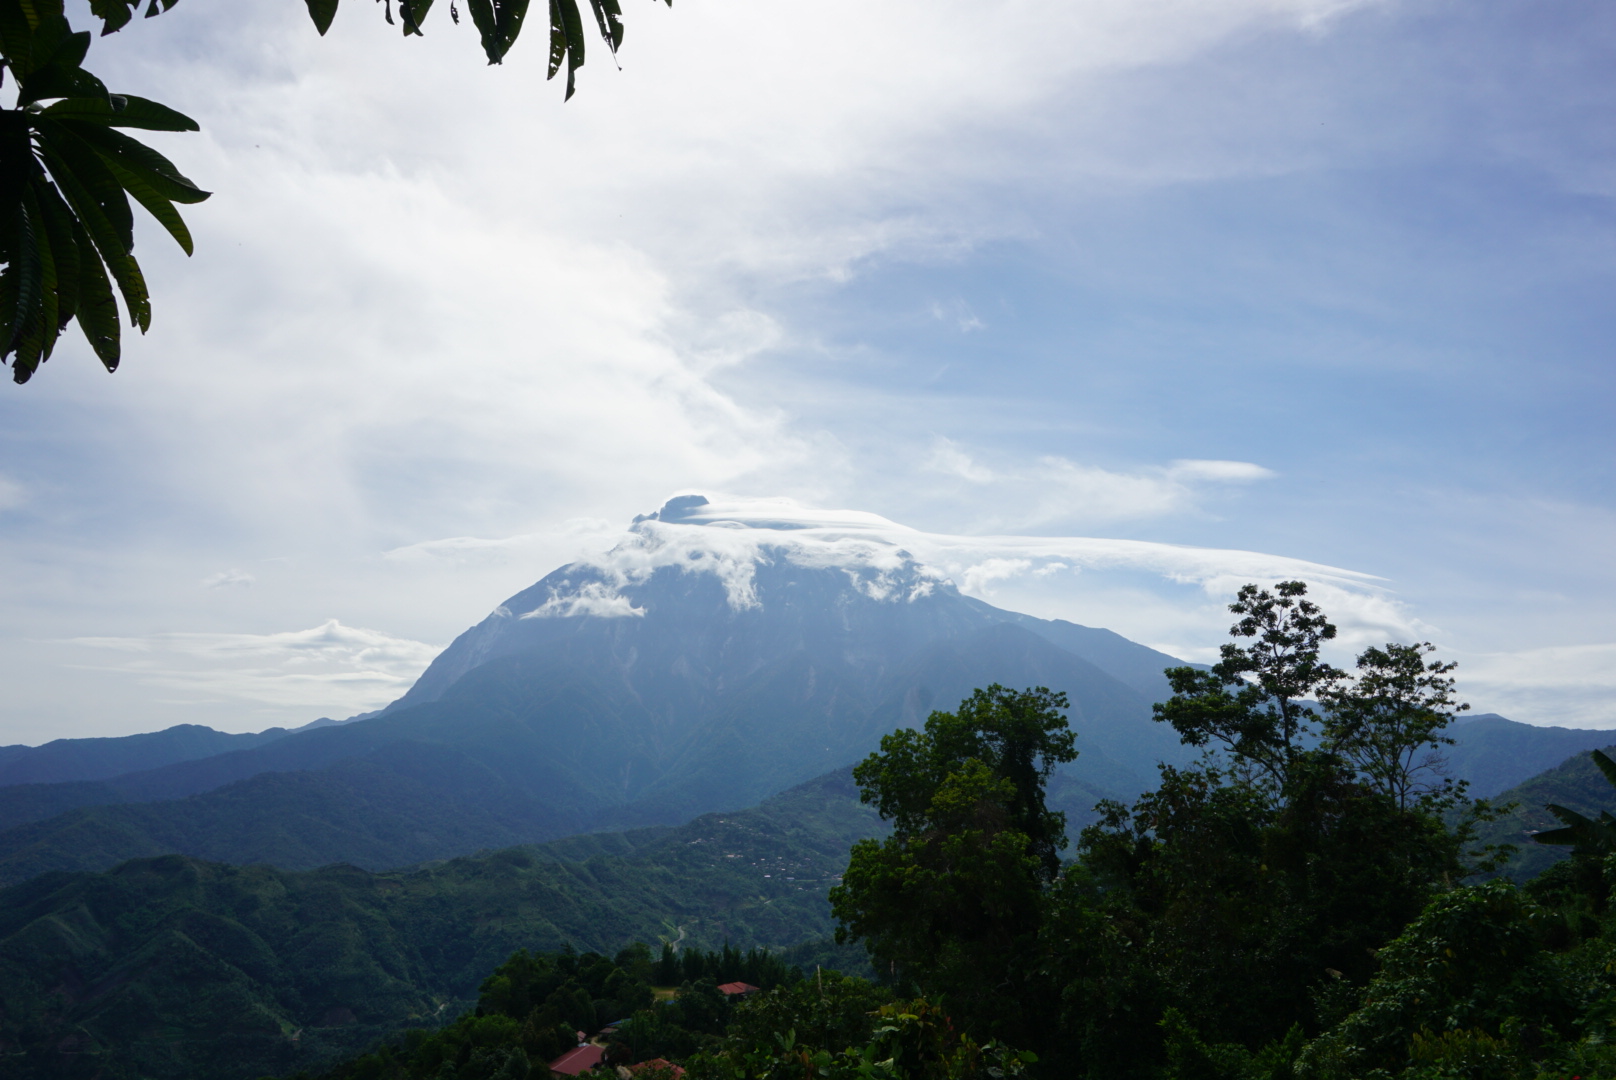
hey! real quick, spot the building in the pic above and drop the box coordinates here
[549,1043,605,1076]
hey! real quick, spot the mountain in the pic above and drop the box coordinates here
[0,723,296,787]
[1458,741,1616,880]
[0,496,1200,882]
[1446,714,1616,798]
[0,768,884,1080]
[1,494,1607,888]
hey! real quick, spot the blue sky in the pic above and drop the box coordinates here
[0,0,1613,741]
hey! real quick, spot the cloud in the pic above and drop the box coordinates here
[1455,643,1616,729]
[66,620,441,717]
[490,494,1408,652]
[921,446,1278,526]
[202,569,255,589]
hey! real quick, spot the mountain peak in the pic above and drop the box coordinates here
[540,494,948,617]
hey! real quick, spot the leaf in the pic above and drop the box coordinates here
[57,120,210,203]
[36,138,148,330]
[87,0,137,35]
[33,176,81,325]
[302,0,338,35]
[399,0,433,36]
[1591,749,1616,792]
[587,0,621,54]
[543,0,589,97]
[96,152,192,254]
[2,197,43,365]
[22,180,58,351]
[468,0,529,65]
[36,119,134,249]
[71,217,120,368]
[43,93,200,132]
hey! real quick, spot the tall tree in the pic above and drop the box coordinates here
[830,685,1075,1043]
[1320,641,1468,810]
[1154,580,1343,789]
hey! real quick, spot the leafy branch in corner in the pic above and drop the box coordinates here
[2,0,658,383]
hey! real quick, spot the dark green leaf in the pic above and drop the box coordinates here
[21,181,58,350]
[2,197,42,363]
[556,0,584,99]
[36,138,148,329]
[36,118,134,248]
[468,0,528,65]
[399,0,433,36]
[1590,749,1616,792]
[88,0,137,35]
[588,0,622,54]
[71,217,120,368]
[303,0,338,35]
[43,93,200,132]
[96,153,192,254]
[33,176,81,325]
[58,120,210,203]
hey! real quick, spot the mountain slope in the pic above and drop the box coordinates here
[1462,742,1616,880]
[0,723,294,787]
[0,769,884,1080]
[1447,715,1616,798]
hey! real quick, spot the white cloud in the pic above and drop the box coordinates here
[202,569,255,589]
[920,446,1278,526]
[1456,644,1616,729]
[1168,460,1277,483]
[65,620,441,717]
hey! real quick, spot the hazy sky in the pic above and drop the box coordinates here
[1,0,1613,743]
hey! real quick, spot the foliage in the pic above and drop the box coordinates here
[653,942,805,992]
[1319,641,1468,810]
[831,686,1075,1046]
[1531,749,1616,857]
[1154,581,1343,790]
[686,979,1036,1080]
[1,0,658,384]
[0,769,883,1080]
[292,942,733,1080]
[0,0,207,381]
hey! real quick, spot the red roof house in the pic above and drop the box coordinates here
[716,981,760,996]
[549,1044,605,1076]
[627,1059,686,1078]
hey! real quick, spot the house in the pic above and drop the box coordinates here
[716,981,760,997]
[549,1043,605,1076]
[627,1059,686,1078]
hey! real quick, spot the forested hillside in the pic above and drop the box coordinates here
[0,769,884,1080]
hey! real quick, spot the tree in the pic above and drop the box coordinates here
[1,0,655,383]
[1319,641,1468,810]
[830,685,1075,1047]
[1063,583,1486,1065]
[1154,581,1343,790]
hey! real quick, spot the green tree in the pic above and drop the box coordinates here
[1062,583,1485,1069]
[830,685,1075,1045]
[1154,581,1343,790]
[2,0,654,383]
[1319,641,1469,810]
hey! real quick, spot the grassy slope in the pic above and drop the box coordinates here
[0,769,884,1080]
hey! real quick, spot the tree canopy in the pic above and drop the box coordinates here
[0,0,657,383]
